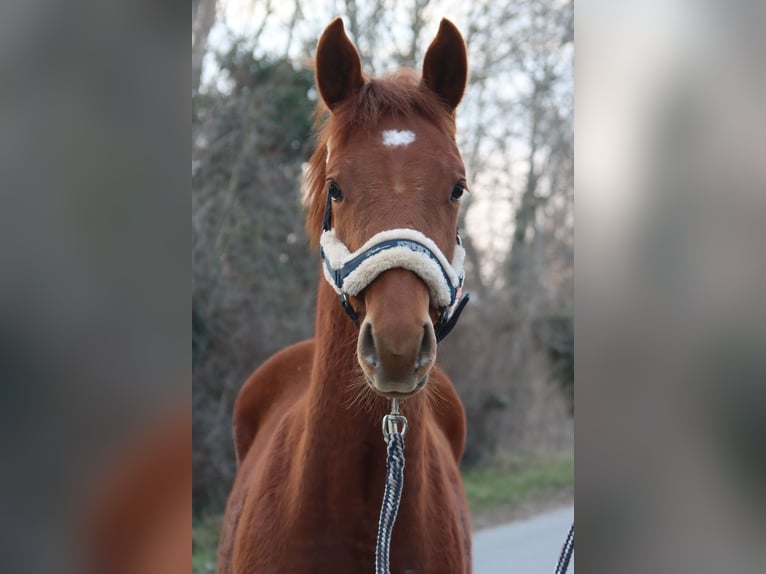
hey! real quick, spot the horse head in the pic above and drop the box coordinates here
[307,18,469,398]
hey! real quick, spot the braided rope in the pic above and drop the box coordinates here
[554,522,574,574]
[375,430,405,574]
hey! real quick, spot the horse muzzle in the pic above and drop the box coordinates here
[357,316,437,397]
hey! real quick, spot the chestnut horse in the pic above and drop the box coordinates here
[217,18,472,573]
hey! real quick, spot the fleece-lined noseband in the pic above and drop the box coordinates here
[319,192,470,342]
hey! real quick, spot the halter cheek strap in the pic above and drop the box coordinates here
[319,194,470,342]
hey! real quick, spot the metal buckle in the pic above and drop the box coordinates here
[382,414,408,442]
[381,398,408,442]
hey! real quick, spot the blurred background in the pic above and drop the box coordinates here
[576,1,766,572]
[192,0,574,568]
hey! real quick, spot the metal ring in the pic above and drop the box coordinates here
[381,414,408,442]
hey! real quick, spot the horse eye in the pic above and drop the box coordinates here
[450,183,465,202]
[328,182,343,202]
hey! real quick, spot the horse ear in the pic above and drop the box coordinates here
[315,18,364,110]
[421,19,468,112]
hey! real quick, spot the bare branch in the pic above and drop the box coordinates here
[192,0,218,93]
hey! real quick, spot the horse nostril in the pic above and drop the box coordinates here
[359,321,379,369]
[415,324,435,372]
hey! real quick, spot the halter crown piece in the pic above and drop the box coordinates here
[319,192,470,342]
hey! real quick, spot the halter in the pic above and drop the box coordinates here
[319,192,470,342]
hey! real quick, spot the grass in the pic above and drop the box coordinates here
[193,515,221,574]
[192,451,573,571]
[462,452,574,517]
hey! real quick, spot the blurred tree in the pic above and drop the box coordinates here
[192,0,217,93]
[436,0,574,461]
[192,46,316,512]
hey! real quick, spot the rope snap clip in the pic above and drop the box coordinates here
[381,398,408,442]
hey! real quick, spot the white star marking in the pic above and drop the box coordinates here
[382,130,416,147]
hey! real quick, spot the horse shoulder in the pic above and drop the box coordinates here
[427,366,467,464]
[232,339,315,464]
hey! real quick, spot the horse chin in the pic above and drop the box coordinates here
[363,373,429,400]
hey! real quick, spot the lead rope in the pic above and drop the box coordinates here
[375,398,408,574]
[375,398,570,574]
[554,522,574,574]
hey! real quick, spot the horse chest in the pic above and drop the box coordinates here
[229,423,468,573]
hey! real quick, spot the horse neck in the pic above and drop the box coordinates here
[306,278,427,444]
[296,274,432,521]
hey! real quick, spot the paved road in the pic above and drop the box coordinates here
[473,506,574,574]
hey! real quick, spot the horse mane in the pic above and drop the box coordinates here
[303,69,457,246]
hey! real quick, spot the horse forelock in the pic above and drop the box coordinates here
[303,70,457,246]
